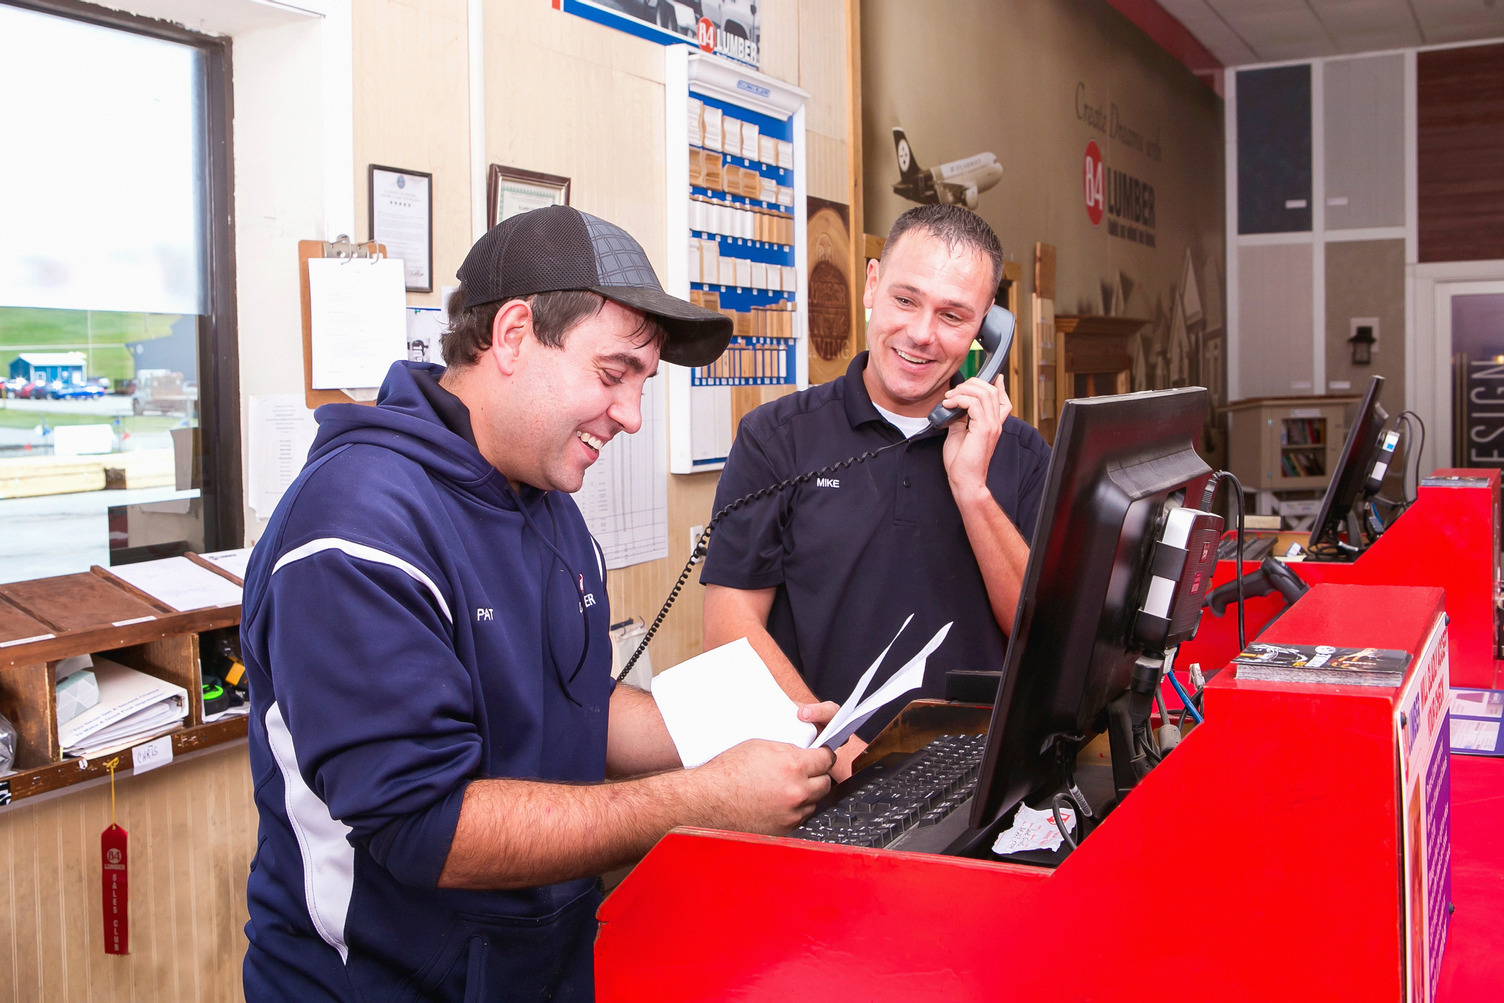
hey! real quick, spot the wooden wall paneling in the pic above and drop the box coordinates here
[846,0,866,365]
[798,0,848,141]
[1324,54,1405,230]
[0,744,253,1002]
[805,130,849,205]
[1032,243,1058,444]
[1418,42,1504,263]
[1002,260,1023,404]
[1237,242,1315,399]
[756,0,800,83]
[1237,65,1312,234]
[352,0,472,301]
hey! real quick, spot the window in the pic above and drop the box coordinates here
[0,0,239,584]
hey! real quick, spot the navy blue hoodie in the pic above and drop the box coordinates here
[241,362,613,1001]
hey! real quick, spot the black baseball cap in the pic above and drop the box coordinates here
[456,205,732,367]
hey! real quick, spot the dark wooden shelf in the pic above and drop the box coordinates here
[1,716,248,801]
[0,561,246,805]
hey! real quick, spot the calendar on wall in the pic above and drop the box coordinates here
[664,48,808,473]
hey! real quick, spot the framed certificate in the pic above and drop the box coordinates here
[488,164,571,229]
[368,165,433,292]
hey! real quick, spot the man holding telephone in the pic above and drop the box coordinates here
[703,205,1051,779]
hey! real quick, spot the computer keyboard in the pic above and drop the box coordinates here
[789,733,986,850]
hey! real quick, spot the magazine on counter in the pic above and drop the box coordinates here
[1232,642,1410,687]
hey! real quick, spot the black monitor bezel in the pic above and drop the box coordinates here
[1307,374,1389,553]
[968,387,1213,832]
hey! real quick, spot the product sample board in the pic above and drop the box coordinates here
[665,48,808,473]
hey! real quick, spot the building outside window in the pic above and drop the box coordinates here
[0,0,239,584]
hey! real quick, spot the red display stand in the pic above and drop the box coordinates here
[1184,469,1503,689]
[598,585,1470,1001]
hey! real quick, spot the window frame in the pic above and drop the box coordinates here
[4,0,243,551]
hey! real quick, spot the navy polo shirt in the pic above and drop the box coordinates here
[702,352,1052,740]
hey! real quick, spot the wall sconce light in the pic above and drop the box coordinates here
[1348,324,1375,366]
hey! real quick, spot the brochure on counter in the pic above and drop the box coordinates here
[1449,687,1504,756]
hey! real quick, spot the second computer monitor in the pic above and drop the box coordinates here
[1307,374,1390,556]
[970,387,1214,831]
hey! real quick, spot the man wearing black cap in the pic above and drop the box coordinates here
[239,206,837,1002]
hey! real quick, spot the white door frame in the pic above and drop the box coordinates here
[1410,261,1504,473]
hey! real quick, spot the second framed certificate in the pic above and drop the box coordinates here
[488,165,571,228]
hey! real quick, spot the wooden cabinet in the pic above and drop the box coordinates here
[1053,315,1147,408]
[1224,394,1361,492]
[0,567,243,804]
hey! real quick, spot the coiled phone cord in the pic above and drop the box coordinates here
[615,438,908,682]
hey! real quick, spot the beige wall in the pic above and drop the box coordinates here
[861,0,1226,404]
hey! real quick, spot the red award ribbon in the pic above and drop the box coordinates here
[101,758,129,955]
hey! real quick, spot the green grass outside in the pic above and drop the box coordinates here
[0,407,186,436]
[0,307,184,384]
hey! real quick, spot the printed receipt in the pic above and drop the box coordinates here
[992,803,1076,855]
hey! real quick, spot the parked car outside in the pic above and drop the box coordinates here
[17,381,50,399]
[49,381,106,400]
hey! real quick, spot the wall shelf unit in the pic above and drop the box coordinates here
[0,568,243,805]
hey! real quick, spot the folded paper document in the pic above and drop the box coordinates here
[651,616,952,769]
[58,657,187,759]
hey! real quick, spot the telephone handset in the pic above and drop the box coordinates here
[926,304,1017,429]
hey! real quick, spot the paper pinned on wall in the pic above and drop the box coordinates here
[576,375,668,569]
[248,394,320,521]
[406,306,446,365]
[308,256,407,389]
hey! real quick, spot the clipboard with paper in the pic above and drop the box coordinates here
[298,235,408,409]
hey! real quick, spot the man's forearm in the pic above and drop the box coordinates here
[437,737,836,890]
[606,682,682,777]
[703,584,818,704]
[436,771,704,890]
[954,487,1030,632]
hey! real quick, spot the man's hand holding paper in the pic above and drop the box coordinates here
[651,616,952,778]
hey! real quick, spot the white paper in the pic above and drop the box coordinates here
[406,306,446,365]
[248,394,320,520]
[651,638,817,768]
[197,547,252,582]
[308,256,407,389]
[370,169,431,290]
[131,734,174,775]
[652,618,953,769]
[59,657,188,757]
[575,376,668,569]
[813,620,952,750]
[991,803,1076,855]
[107,555,242,611]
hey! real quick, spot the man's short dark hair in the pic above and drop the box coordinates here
[884,204,1004,293]
[442,287,665,368]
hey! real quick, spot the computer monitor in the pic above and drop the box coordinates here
[969,387,1216,833]
[1307,375,1393,557]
